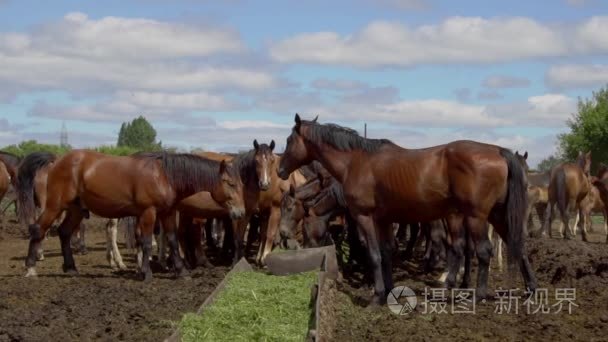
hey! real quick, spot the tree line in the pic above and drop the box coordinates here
[538,86,608,172]
[1,116,172,157]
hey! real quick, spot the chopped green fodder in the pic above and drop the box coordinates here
[179,271,317,342]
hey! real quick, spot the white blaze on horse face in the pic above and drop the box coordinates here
[261,155,270,188]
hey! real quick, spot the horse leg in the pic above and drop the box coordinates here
[560,203,571,240]
[467,217,492,299]
[495,231,503,272]
[259,207,281,265]
[246,214,260,258]
[355,214,386,306]
[403,222,419,261]
[604,208,608,244]
[579,206,589,242]
[572,211,580,237]
[57,205,85,275]
[232,217,248,265]
[378,220,395,297]
[137,208,156,281]
[25,206,64,277]
[157,223,168,270]
[221,218,234,257]
[160,211,189,278]
[445,214,465,290]
[541,203,554,238]
[460,228,473,289]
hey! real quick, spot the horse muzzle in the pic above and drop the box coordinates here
[229,207,246,220]
[259,181,270,191]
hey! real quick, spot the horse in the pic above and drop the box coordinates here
[192,141,307,265]
[541,151,591,241]
[0,151,21,218]
[580,165,608,235]
[590,177,608,243]
[22,150,245,280]
[277,114,535,305]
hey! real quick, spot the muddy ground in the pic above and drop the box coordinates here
[0,213,229,342]
[2,211,608,342]
[325,219,608,342]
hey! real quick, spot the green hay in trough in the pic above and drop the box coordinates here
[179,271,317,342]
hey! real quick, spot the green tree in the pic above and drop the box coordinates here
[558,86,608,173]
[117,116,161,150]
[1,140,71,157]
[536,154,563,172]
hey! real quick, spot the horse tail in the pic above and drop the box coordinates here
[16,152,56,224]
[499,148,527,270]
[554,167,568,215]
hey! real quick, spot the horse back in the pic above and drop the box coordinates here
[352,140,508,221]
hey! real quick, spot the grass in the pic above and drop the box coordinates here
[179,271,317,342]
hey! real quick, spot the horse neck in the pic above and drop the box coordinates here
[308,142,352,184]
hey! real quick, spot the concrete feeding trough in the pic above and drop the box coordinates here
[165,245,339,342]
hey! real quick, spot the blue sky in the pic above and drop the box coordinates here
[0,0,607,166]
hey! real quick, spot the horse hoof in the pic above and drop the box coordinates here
[24,268,38,277]
[37,254,45,262]
[63,266,78,275]
[118,263,127,271]
[141,272,153,282]
[367,295,385,308]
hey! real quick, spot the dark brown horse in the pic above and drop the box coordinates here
[23,150,245,280]
[541,151,591,241]
[278,114,535,305]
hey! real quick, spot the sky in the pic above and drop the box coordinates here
[0,0,607,167]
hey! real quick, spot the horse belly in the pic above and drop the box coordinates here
[80,192,138,218]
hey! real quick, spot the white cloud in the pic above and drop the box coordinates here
[28,90,241,124]
[482,75,530,88]
[270,16,608,67]
[546,64,608,89]
[0,12,278,102]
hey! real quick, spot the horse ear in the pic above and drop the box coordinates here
[253,139,259,150]
[294,113,301,133]
[515,150,519,156]
[312,115,319,123]
[270,140,275,151]
[219,160,227,174]
[524,151,528,160]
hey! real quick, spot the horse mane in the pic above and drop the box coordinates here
[303,121,393,152]
[0,150,22,170]
[231,149,258,186]
[134,151,223,195]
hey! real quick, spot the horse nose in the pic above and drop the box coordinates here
[230,207,245,220]
[259,180,270,191]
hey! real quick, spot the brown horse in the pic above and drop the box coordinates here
[0,151,21,218]
[195,142,307,265]
[0,162,10,222]
[526,168,551,233]
[278,114,535,305]
[24,150,245,280]
[591,176,608,243]
[541,152,591,241]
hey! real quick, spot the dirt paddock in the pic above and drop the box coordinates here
[0,214,229,342]
[1,212,608,342]
[325,220,608,342]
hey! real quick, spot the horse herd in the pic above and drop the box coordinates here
[0,114,606,306]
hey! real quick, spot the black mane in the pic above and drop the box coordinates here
[303,121,393,152]
[0,150,22,170]
[231,149,258,186]
[134,151,223,195]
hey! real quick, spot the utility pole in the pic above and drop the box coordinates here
[60,121,68,147]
